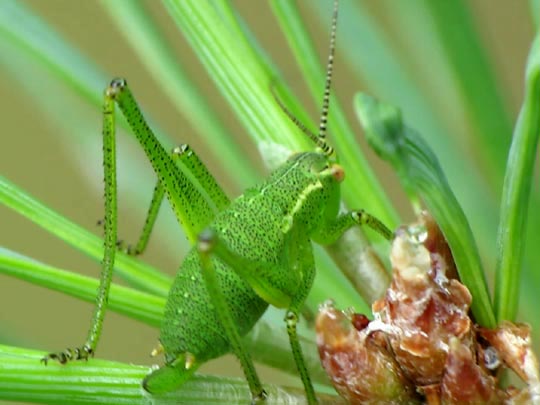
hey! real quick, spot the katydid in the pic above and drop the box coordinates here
[42,0,392,403]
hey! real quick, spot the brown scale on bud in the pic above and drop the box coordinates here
[439,337,501,403]
[478,322,540,403]
[316,212,540,404]
[376,213,473,386]
[316,300,419,404]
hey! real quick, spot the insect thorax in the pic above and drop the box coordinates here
[211,152,340,260]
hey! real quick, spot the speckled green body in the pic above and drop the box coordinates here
[94,79,355,401]
[160,152,341,364]
[59,4,367,400]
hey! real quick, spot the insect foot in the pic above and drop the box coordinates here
[251,390,268,405]
[351,209,394,241]
[95,219,141,255]
[41,344,93,365]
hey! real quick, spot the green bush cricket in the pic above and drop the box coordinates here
[41,0,392,403]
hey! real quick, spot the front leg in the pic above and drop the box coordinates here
[313,209,393,245]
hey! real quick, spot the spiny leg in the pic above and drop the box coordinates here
[114,180,165,256]
[42,80,120,364]
[106,79,226,244]
[43,79,231,364]
[197,229,266,403]
[352,210,393,240]
[112,143,230,256]
[171,144,230,214]
[314,209,393,246]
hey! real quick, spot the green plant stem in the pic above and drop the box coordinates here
[421,0,512,192]
[99,0,258,191]
[0,248,165,326]
[494,34,540,322]
[0,344,342,405]
[0,175,171,295]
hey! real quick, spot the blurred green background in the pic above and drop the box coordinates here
[0,0,537,402]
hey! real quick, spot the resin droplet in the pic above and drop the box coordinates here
[406,223,428,244]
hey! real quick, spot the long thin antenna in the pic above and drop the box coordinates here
[271,85,319,144]
[272,0,338,157]
[317,0,339,153]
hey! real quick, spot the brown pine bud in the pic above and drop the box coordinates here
[376,218,472,385]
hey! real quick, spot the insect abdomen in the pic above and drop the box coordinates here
[160,250,268,363]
